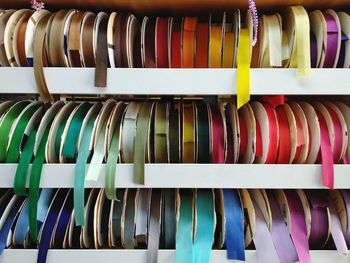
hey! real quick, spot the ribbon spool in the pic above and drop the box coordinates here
[239,189,255,248]
[237,103,256,164]
[224,102,240,163]
[251,101,278,164]
[336,12,350,68]
[288,101,309,164]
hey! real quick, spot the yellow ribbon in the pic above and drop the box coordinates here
[236,28,251,109]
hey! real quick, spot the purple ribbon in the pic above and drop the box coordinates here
[310,32,318,68]
[304,190,330,249]
[323,13,340,68]
[340,190,350,245]
[337,33,349,68]
[268,191,298,263]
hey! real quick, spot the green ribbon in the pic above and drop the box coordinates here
[6,102,42,163]
[73,104,101,226]
[0,101,30,162]
[133,102,154,184]
[194,189,214,263]
[13,130,37,196]
[28,124,51,243]
[176,190,194,263]
[55,115,69,156]
[62,102,91,159]
[105,104,126,200]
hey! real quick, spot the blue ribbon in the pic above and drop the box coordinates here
[37,189,69,263]
[194,189,214,263]
[223,189,245,260]
[176,190,194,263]
[0,196,25,253]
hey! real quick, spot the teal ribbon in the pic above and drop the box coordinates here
[62,102,91,159]
[194,189,214,263]
[176,190,194,263]
[74,104,101,226]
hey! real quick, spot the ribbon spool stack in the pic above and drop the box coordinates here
[0,1,350,263]
[0,188,350,263]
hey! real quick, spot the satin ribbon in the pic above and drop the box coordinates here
[13,199,29,246]
[196,103,210,163]
[156,17,170,68]
[194,189,214,263]
[105,103,126,200]
[0,196,25,253]
[267,191,298,263]
[171,28,181,68]
[210,104,225,163]
[6,102,42,163]
[276,106,291,164]
[134,102,154,184]
[195,22,209,68]
[28,123,52,242]
[182,103,195,163]
[0,101,29,162]
[284,190,310,263]
[161,189,176,249]
[154,102,168,163]
[53,190,73,248]
[310,32,318,68]
[182,17,197,68]
[223,189,245,261]
[147,189,162,263]
[62,102,91,160]
[316,110,334,189]
[304,190,330,248]
[263,103,278,164]
[323,13,339,68]
[122,189,136,249]
[37,189,69,263]
[251,198,280,263]
[85,100,116,182]
[337,33,348,68]
[74,104,101,226]
[236,28,250,109]
[325,105,343,162]
[176,190,194,263]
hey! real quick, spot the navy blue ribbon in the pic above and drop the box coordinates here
[37,189,69,263]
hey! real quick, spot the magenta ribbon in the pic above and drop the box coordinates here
[323,13,340,68]
[284,190,310,263]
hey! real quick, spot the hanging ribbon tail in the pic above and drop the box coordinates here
[236,28,251,109]
[317,112,335,189]
[261,95,285,108]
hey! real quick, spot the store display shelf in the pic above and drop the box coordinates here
[0,249,349,263]
[1,68,350,96]
[0,163,349,189]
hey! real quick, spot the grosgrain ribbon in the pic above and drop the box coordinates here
[236,28,250,109]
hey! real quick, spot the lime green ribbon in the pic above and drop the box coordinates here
[74,104,101,226]
[6,102,42,163]
[0,101,30,162]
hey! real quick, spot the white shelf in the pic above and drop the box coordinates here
[1,68,350,95]
[0,249,349,263]
[1,164,350,189]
